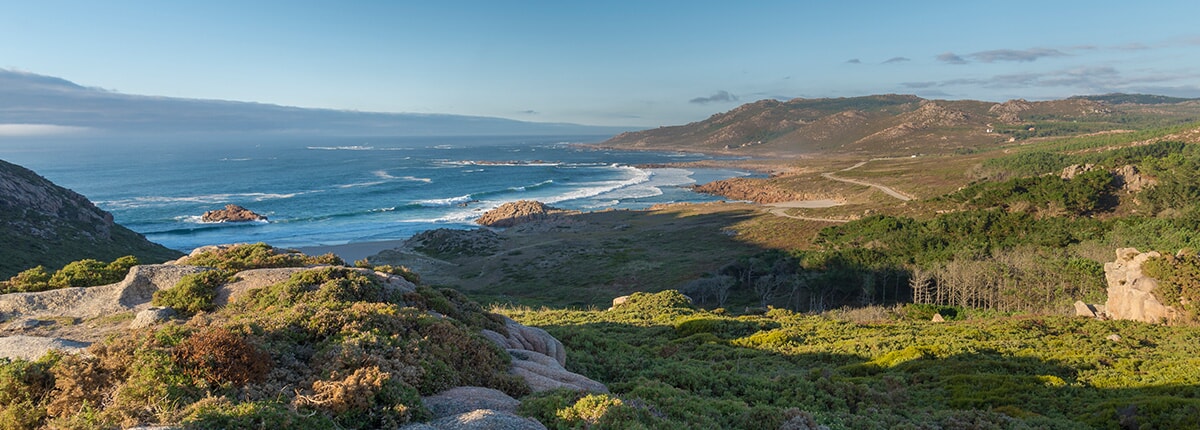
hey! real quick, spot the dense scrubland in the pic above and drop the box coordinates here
[504,291,1200,429]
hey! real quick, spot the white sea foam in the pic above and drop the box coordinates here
[307,145,374,151]
[336,181,386,189]
[372,170,396,179]
[400,176,433,183]
[415,194,474,207]
[100,192,302,209]
[543,165,651,204]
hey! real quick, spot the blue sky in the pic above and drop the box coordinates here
[3,1,1200,127]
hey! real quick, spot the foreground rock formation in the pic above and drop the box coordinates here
[201,204,268,222]
[0,244,606,428]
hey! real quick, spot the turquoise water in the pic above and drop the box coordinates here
[0,135,750,251]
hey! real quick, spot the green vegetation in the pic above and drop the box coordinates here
[502,291,1200,429]
[151,271,228,315]
[179,243,343,272]
[1143,251,1200,321]
[2,256,138,293]
[0,266,526,429]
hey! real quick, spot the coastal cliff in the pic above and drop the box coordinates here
[0,159,182,278]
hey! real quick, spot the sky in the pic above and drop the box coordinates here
[3,1,1200,127]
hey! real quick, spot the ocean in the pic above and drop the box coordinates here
[0,135,750,252]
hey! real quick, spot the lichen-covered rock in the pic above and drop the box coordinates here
[420,409,547,430]
[0,264,209,321]
[488,316,565,366]
[422,386,520,419]
[508,349,608,393]
[0,335,90,360]
[130,307,176,329]
[1104,248,1178,323]
[201,204,267,222]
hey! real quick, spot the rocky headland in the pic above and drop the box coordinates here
[0,159,182,278]
[475,200,576,228]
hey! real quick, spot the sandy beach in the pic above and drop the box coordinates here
[296,239,410,263]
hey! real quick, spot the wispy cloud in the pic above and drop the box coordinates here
[907,65,1200,97]
[900,81,938,89]
[845,58,861,64]
[969,48,1067,63]
[0,124,91,136]
[689,90,739,104]
[882,57,910,64]
[936,52,967,65]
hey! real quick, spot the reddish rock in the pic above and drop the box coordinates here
[201,204,267,222]
[476,200,562,227]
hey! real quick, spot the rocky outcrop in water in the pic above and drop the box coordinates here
[201,204,267,222]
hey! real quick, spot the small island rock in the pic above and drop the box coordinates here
[201,204,267,222]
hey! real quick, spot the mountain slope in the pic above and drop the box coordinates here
[0,159,182,277]
[602,94,1200,156]
[0,69,627,137]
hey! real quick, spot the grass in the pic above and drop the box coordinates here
[501,291,1200,429]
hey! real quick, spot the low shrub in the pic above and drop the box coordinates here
[2,256,138,293]
[152,270,228,314]
[180,243,343,272]
[172,327,271,387]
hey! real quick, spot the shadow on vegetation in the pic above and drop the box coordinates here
[516,307,1200,429]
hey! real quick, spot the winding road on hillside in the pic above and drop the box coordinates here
[820,159,913,201]
[763,158,913,222]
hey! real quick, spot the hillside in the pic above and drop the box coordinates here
[0,159,182,277]
[602,94,1200,156]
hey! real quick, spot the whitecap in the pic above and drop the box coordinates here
[543,165,651,204]
[336,181,386,189]
[100,192,302,209]
[307,145,374,151]
[414,194,474,207]
[400,176,433,183]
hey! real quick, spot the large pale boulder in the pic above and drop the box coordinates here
[508,349,608,393]
[422,386,520,419]
[482,317,566,366]
[420,409,547,430]
[0,335,90,360]
[1103,248,1178,323]
[0,264,209,322]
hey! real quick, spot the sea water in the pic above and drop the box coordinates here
[0,135,751,252]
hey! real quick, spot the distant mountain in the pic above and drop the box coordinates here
[1071,93,1199,105]
[0,69,629,137]
[0,159,182,278]
[601,94,1200,156]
